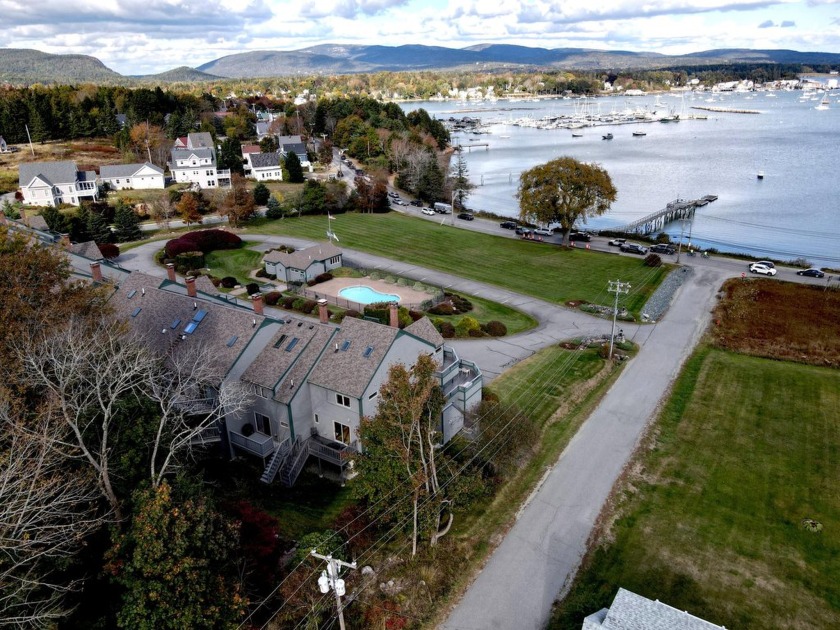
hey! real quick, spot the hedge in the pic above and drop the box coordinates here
[164,229,242,258]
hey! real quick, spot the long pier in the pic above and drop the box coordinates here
[612,196,717,235]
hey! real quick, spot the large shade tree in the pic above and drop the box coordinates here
[517,157,616,245]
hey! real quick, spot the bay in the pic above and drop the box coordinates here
[402,91,840,267]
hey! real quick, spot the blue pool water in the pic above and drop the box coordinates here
[339,285,401,304]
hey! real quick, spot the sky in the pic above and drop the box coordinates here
[1,0,839,75]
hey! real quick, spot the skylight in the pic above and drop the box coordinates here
[131,307,142,317]
[340,340,351,351]
[226,335,238,347]
[273,334,288,349]
[193,309,208,323]
[184,321,198,334]
[285,337,299,352]
[127,289,137,299]
[363,346,374,358]
[170,318,181,329]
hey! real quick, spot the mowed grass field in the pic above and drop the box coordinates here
[245,213,668,314]
[552,282,840,629]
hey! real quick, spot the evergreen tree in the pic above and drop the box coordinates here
[69,206,92,243]
[285,152,305,183]
[265,196,283,219]
[41,206,68,233]
[113,202,142,243]
[87,209,114,244]
[252,182,270,206]
[449,148,475,210]
[218,137,244,175]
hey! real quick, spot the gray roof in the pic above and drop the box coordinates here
[100,162,163,178]
[249,152,281,169]
[187,132,214,149]
[171,147,215,162]
[79,171,97,182]
[281,142,307,157]
[27,214,49,231]
[276,135,302,144]
[109,272,266,380]
[307,316,400,398]
[193,275,219,295]
[404,317,443,347]
[588,588,725,630]
[19,161,78,187]
[263,243,342,271]
[242,317,336,402]
[70,241,104,260]
[256,121,270,135]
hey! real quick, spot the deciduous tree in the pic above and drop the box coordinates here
[517,157,616,245]
[218,173,256,228]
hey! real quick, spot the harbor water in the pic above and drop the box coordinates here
[402,91,839,267]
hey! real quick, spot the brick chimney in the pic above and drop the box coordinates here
[389,302,399,328]
[166,263,177,282]
[60,233,71,250]
[90,262,103,283]
[317,299,329,324]
[185,276,197,298]
[252,293,264,316]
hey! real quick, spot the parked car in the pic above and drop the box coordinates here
[750,260,776,269]
[569,232,592,242]
[388,191,399,199]
[515,226,531,235]
[749,263,777,276]
[620,243,649,255]
[650,243,676,254]
[796,268,825,278]
[608,238,627,247]
[457,212,475,221]
[422,207,436,216]
[499,221,518,230]
[534,227,553,236]
[409,199,423,207]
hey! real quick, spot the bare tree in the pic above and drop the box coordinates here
[146,344,251,488]
[0,409,103,628]
[150,195,176,231]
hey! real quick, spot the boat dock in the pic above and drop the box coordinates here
[612,196,717,235]
[691,106,760,114]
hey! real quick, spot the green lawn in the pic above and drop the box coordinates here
[204,242,264,285]
[245,213,667,314]
[431,293,537,336]
[552,347,840,629]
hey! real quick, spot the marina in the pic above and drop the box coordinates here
[406,89,840,267]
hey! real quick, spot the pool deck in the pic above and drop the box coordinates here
[305,276,434,310]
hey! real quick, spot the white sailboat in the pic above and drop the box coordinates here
[815,94,830,111]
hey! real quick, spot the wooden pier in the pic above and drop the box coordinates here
[612,196,717,235]
[456,142,490,152]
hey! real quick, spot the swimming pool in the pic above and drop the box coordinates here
[339,285,401,305]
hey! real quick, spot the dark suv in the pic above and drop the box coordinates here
[458,212,475,221]
[499,221,517,229]
[650,243,676,255]
[569,232,591,242]
[620,243,649,255]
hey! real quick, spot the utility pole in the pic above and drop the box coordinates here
[312,551,357,630]
[608,280,631,359]
[676,218,687,264]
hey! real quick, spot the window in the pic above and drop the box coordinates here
[226,335,238,347]
[170,318,181,329]
[335,393,350,408]
[314,413,319,424]
[368,391,378,400]
[251,383,271,399]
[127,289,137,299]
[340,340,351,351]
[286,338,299,351]
[131,307,142,317]
[363,346,374,358]
[334,422,350,444]
[254,412,271,435]
[273,334,288,349]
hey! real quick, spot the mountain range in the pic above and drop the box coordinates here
[2,45,839,84]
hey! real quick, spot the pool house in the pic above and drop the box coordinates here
[263,242,343,283]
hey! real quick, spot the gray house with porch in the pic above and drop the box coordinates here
[104,267,481,487]
[263,242,343,283]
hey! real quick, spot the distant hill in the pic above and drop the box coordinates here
[197,44,840,77]
[135,66,221,83]
[2,45,839,84]
[0,48,124,84]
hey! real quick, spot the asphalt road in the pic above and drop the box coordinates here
[441,264,730,630]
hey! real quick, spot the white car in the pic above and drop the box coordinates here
[749,263,777,276]
[534,228,553,236]
[422,208,436,216]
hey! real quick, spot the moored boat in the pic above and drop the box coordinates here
[602,133,613,140]
[632,130,646,137]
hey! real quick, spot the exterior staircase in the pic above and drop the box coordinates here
[259,438,291,484]
[279,438,310,487]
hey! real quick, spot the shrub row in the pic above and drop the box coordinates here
[307,272,334,287]
[164,229,241,258]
